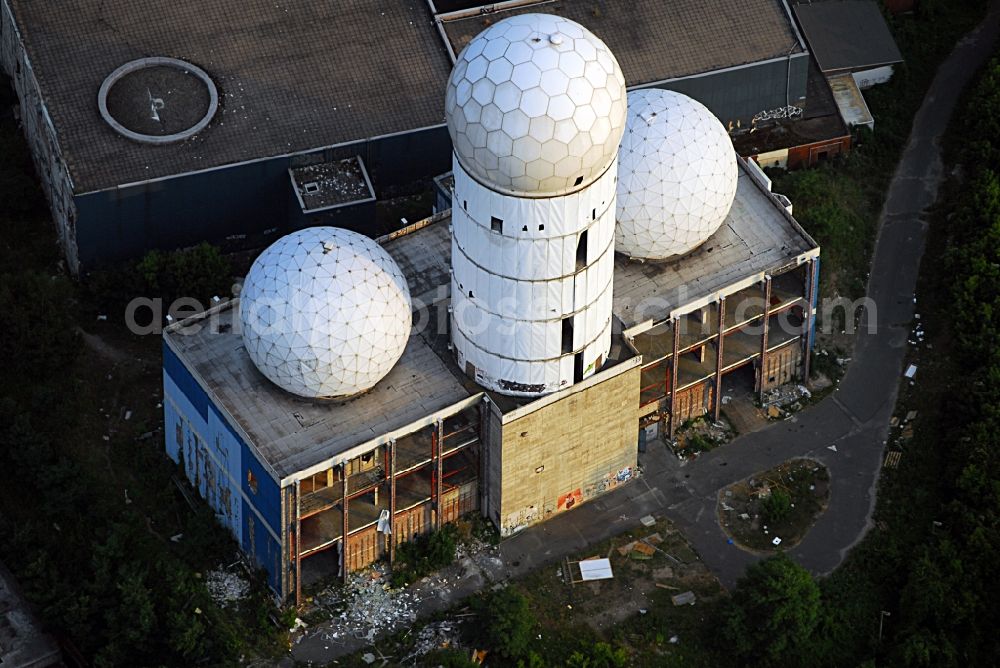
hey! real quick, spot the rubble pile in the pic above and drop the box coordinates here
[325,568,419,642]
[763,384,812,416]
[454,534,490,561]
[402,620,465,662]
[204,569,250,608]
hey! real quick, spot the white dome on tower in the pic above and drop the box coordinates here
[615,89,738,260]
[239,227,412,400]
[445,13,627,197]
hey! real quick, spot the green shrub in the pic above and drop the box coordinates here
[761,488,792,526]
[473,588,536,659]
[722,554,821,667]
[85,242,233,316]
[422,647,479,667]
[391,524,459,587]
[566,642,628,668]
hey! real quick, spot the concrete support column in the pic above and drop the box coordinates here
[389,439,397,565]
[668,318,681,440]
[802,259,817,383]
[759,276,772,403]
[341,463,349,583]
[294,480,302,608]
[479,397,490,518]
[434,418,445,529]
[713,297,726,422]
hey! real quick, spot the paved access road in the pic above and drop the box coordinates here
[501,1,1000,589]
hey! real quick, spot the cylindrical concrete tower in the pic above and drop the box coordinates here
[445,13,627,397]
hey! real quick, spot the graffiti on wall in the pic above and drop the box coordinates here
[557,488,582,511]
[502,504,540,537]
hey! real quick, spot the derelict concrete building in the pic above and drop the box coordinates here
[163,155,818,602]
[1,0,823,273]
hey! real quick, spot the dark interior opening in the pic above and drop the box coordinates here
[561,317,574,355]
[576,230,588,271]
[574,352,584,383]
[490,216,503,233]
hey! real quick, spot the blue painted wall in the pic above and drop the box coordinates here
[162,341,284,594]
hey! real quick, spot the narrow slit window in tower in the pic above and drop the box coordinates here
[561,317,574,354]
[576,230,588,270]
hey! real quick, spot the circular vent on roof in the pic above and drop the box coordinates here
[98,57,218,144]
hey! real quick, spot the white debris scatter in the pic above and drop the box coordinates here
[763,384,812,413]
[318,567,418,642]
[402,620,465,662]
[205,569,250,608]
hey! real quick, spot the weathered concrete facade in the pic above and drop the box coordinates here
[485,359,642,537]
[0,0,77,273]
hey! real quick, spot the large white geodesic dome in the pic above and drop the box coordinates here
[445,13,627,197]
[616,89,738,260]
[239,227,412,400]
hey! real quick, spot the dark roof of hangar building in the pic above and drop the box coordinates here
[791,0,903,73]
[438,0,805,86]
[9,0,804,195]
[6,0,453,194]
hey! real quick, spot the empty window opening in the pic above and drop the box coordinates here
[468,290,474,298]
[561,317,574,354]
[522,225,528,232]
[538,224,545,231]
[574,352,585,383]
[463,200,468,210]
[576,230,588,270]
[591,208,596,220]
[491,216,503,233]
[574,176,584,186]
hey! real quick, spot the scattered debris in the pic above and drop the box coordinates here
[639,515,656,527]
[884,451,902,469]
[763,384,812,415]
[311,566,418,642]
[630,542,656,559]
[578,558,614,581]
[671,591,696,606]
[904,364,918,379]
[772,537,782,546]
[205,569,250,608]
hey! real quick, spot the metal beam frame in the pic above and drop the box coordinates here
[294,480,302,607]
[802,259,817,383]
[435,418,445,528]
[759,276,772,403]
[389,439,397,565]
[713,297,726,422]
[668,318,681,440]
[341,463,349,583]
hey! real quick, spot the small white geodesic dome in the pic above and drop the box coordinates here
[239,227,412,400]
[445,13,627,197]
[616,88,738,260]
